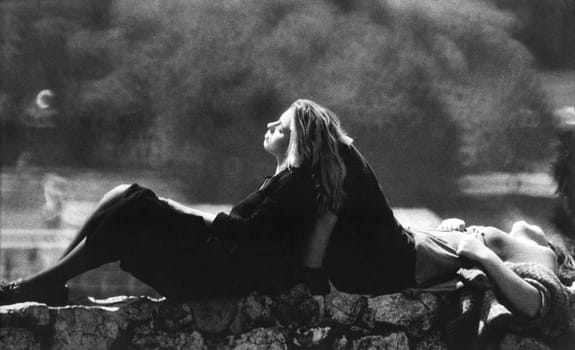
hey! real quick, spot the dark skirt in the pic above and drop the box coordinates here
[84,184,253,299]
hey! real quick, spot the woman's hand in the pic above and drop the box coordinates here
[438,218,466,231]
[456,234,493,263]
[160,197,216,225]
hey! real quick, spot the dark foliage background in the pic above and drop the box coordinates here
[1,0,572,204]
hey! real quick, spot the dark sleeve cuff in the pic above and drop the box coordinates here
[294,267,331,295]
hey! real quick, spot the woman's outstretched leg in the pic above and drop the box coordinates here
[1,238,114,305]
[2,185,134,305]
[59,184,131,260]
[23,239,105,290]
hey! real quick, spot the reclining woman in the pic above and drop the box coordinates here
[0,99,349,305]
[298,100,572,329]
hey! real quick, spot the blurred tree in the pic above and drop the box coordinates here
[490,0,575,69]
[553,108,575,245]
[0,0,561,203]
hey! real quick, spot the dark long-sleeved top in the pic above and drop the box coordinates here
[211,166,317,292]
[325,143,417,294]
[83,169,317,299]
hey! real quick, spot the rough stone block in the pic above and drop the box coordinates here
[51,305,126,350]
[121,296,162,323]
[499,333,550,350]
[367,293,439,336]
[331,334,351,350]
[0,289,569,350]
[185,298,237,333]
[229,293,274,334]
[415,330,447,350]
[156,300,197,331]
[354,333,409,350]
[223,327,287,350]
[271,285,321,327]
[293,326,331,347]
[0,327,41,350]
[0,301,50,326]
[325,292,368,326]
[131,326,205,350]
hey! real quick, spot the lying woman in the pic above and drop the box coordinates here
[414,219,571,315]
[298,100,572,329]
[0,99,349,305]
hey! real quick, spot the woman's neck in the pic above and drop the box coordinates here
[275,157,289,175]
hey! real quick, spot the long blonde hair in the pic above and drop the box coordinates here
[285,99,352,213]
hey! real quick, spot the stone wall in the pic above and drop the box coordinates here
[2,285,574,350]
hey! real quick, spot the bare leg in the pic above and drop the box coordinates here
[59,184,131,260]
[20,239,107,291]
[301,212,338,267]
[297,212,337,294]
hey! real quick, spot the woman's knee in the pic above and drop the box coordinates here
[99,184,132,205]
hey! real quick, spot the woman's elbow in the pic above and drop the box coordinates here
[518,292,544,319]
[522,304,540,319]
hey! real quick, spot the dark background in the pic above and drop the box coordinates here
[1,0,573,205]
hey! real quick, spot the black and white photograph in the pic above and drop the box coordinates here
[1,0,574,349]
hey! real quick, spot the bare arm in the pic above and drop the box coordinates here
[456,235,542,318]
[160,198,216,226]
[301,211,338,268]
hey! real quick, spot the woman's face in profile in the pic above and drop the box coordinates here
[264,107,293,158]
